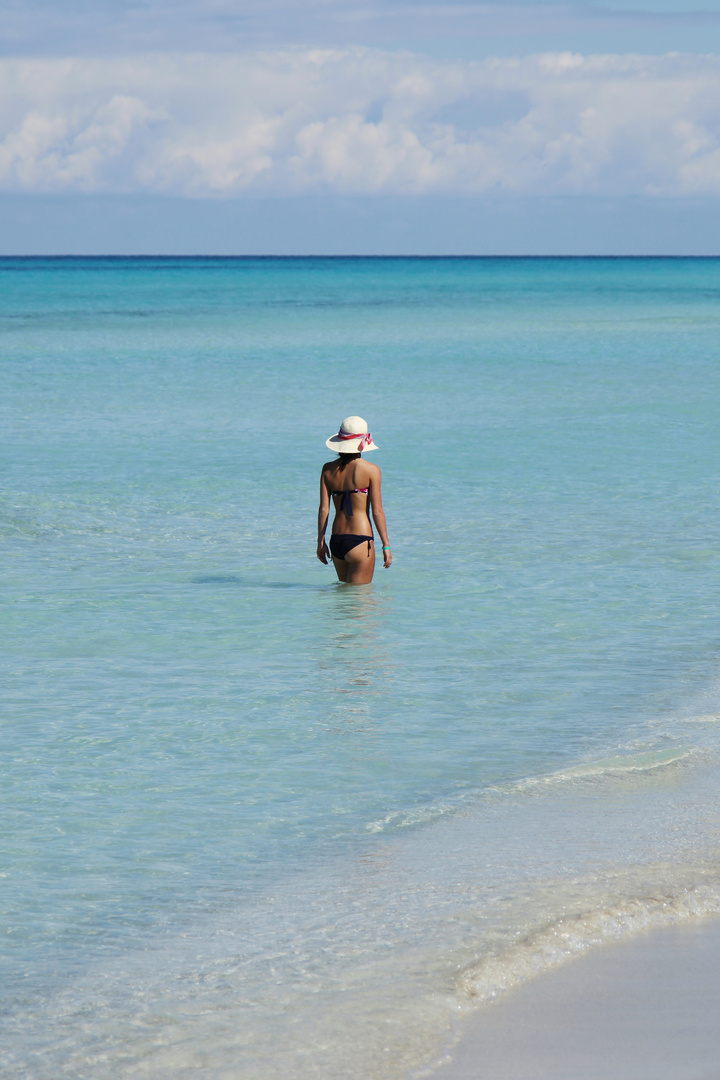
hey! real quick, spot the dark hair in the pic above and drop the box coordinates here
[337,452,361,469]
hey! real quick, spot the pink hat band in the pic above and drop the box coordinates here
[337,429,373,448]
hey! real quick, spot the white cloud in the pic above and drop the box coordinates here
[2,48,720,197]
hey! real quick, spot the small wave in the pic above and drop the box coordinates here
[516,746,696,788]
[560,746,696,776]
[366,798,464,833]
[459,880,720,1007]
[683,714,720,724]
[366,747,697,833]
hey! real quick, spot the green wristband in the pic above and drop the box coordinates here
[382,545,391,550]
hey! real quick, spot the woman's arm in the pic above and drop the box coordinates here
[317,471,331,564]
[368,467,392,568]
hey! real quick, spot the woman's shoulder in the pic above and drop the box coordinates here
[354,460,380,487]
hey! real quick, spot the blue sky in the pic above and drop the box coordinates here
[6,0,720,56]
[4,0,720,252]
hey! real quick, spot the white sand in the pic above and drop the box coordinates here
[429,918,720,1080]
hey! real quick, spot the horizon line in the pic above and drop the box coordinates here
[2,253,720,260]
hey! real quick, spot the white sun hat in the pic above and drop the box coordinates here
[325,415,379,453]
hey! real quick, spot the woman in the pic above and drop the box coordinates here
[317,416,392,584]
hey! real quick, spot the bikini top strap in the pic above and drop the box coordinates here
[331,487,369,517]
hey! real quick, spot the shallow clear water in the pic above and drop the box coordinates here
[3,257,720,1077]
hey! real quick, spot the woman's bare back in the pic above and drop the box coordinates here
[322,457,376,536]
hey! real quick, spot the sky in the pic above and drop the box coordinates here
[4,0,720,252]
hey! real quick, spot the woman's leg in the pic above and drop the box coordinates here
[341,540,375,585]
[332,556,349,582]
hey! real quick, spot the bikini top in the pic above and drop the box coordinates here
[331,487,369,517]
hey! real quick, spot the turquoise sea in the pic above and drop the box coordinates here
[3,256,720,1078]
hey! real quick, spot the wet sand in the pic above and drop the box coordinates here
[429,918,720,1080]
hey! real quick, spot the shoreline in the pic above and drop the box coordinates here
[427,916,720,1080]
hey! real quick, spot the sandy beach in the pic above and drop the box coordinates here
[429,917,720,1080]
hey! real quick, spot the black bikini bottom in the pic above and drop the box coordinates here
[329,534,373,560]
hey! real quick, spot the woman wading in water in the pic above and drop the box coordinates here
[317,416,392,584]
